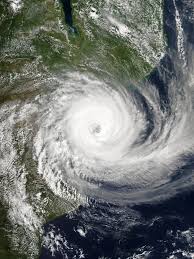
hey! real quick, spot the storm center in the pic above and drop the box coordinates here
[89,123,102,135]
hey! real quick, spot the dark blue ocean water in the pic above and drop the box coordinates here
[40,0,194,258]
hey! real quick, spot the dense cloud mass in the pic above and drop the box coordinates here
[34,60,194,204]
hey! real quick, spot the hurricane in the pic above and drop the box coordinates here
[33,55,194,206]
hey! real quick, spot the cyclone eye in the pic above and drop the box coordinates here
[89,123,102,135]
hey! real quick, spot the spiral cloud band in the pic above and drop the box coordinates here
[34,68,194,204]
